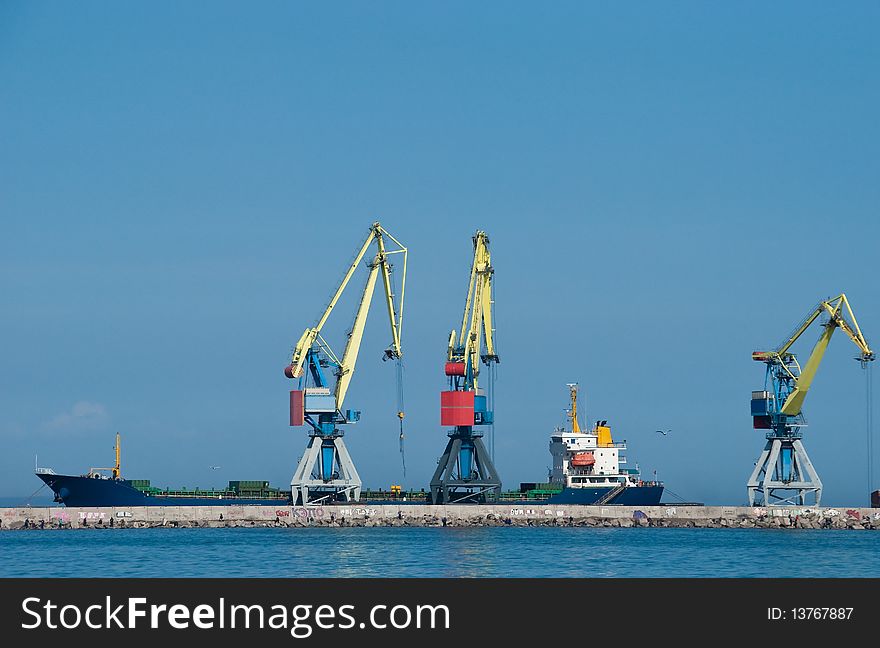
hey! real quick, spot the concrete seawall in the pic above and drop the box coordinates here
[2,504,879,530]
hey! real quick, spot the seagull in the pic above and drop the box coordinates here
[655,429,671,436]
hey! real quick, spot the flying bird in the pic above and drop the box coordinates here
[655,429,671,436]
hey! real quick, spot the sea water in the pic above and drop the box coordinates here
[1,527,878,577]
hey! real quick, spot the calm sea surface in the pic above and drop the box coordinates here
[1,527,878,577]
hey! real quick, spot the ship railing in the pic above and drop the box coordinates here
[141,488,288,499]
[594,483,627,505]
[361,489,430,501]
[34,467,57,475]
[497,491,558,501]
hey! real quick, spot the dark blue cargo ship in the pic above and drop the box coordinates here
[35,470,291,507]
[34,433,291,507]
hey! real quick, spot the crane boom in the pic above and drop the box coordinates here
[450,231,498,392]
[753,294,874,417]
[334,257,380,410]
[286,231,373,380]
[286,223,406,382]
[774,294,872,360]
[376,244,401,359]
[778,324,835,417]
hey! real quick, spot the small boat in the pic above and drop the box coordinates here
[570,452,595,467]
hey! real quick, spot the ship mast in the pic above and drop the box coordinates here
[567,383,582,434]
[113,432,121,480]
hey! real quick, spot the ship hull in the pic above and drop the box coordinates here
[540,484,664,506]
[36,474,663,508]
[36,473,290,507]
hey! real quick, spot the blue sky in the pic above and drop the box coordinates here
[1,2,878,505]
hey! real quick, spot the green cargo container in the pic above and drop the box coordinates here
[228,480,270,491]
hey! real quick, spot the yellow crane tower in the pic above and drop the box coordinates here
[431,230,501,504]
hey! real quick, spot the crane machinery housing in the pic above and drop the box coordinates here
[747,293,874,506]
[284,222,407,505]
[430,230,501,504]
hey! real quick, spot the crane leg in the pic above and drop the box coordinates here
[291,433,362,505]
[430,430,501,504]
[747,440,772,506]
[747,435,822,507]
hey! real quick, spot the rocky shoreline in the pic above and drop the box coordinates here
[3,505,879,531]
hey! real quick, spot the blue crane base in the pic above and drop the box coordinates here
[430,429,501,504]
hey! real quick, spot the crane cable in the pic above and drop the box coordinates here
[488,360,496,463]
[396,357,406,478]
[868,362,874,497]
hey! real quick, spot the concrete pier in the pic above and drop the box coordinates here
[1,503,879,530]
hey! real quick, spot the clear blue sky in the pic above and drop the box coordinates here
[2,2,878,505]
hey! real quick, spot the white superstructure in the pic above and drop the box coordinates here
[549,424,638,489]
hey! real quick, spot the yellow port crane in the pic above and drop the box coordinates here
[747,293,874,506]
[284,222,407,505]
[431,230,501,504]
